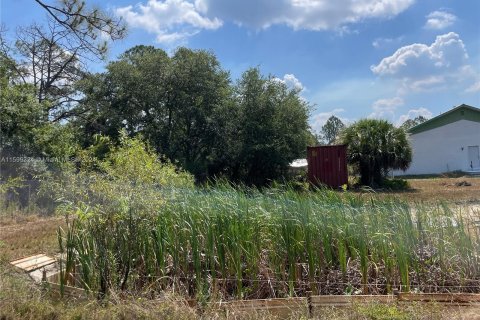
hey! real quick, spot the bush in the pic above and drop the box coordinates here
[382,178,411,191]
[40,132,194,216]
[355,303,411,320]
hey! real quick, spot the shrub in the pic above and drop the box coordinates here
[382,178,411,191]
[40,132,194,216]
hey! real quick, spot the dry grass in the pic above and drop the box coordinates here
[0,215,63,262]
[355,176,480,204]
[406,176,480,203]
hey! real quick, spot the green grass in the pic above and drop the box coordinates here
[55,184,479,300]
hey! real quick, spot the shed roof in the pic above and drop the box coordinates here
[289,159,308,168]
[409,104,480,135]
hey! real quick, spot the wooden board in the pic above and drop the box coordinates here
[9,254,45,265]
[398,293,480,304]
[311,295,395,307]
[220,297,308,318]
[45,282,88,299]
[10,254,56,272]
[220,297,306,310]
[216,293,480,317]
[29,263,60,283]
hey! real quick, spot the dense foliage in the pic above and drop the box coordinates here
[58,184,479,299]
[0,50,78,207]
[1,34,313,188]
[341,119,412,187]
[231,68,312,185]
[74,46,312,185]
[44,132,194,217]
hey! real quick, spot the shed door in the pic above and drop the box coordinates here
[468,146,480,169]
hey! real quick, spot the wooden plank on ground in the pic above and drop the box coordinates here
[23,259,57,272]
[398,293,480,304]
[10,254,56,272]
[10,254,46,265]
[221,297,308,318]
[311,295,395,307]
[45,282,88,299]
[221,297,306,309]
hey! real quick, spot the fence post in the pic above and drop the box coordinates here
[306,290,313,318]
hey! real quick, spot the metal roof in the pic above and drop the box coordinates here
[409,104,480,135]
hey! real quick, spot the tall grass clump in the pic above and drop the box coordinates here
[55,177,479,300]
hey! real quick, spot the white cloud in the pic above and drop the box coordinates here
[425,10,457,30]
[372,97,404,110]
[155,31,196,43]
[397,107,432,125]
[407,75,446,92]
[195,0,415,31]
[335,25,359,37]
[466,81,480,93]
[115,0,415,42]
[115,0,222,43]
[370,32,478,93]
[274,74,306,92]
[369,97,404,119]
[371,32,468,77]
[312,108,347,132]
[372,35,404,48]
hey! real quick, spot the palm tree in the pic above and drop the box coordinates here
[341,119,412,187]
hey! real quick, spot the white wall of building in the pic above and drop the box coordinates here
[396,119,480,175]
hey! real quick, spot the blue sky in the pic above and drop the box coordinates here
[1,0,479,132]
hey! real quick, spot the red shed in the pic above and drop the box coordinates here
[307,145,348,188]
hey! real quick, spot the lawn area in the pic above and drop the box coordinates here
[1,177,480,319]
[405,176,480,203]
[357,175,480,204]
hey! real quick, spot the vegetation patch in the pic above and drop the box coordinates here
[53,183,479,300]
[379,179,411,191]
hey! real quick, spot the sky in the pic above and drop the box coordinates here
[1,0,480,132]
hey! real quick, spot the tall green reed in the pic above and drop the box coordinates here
[59,183,480,299]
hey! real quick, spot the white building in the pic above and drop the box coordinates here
[399,104,480,175]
